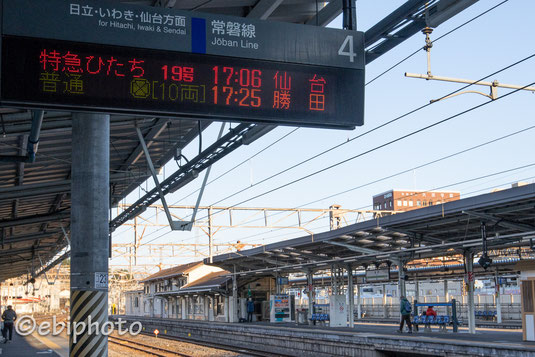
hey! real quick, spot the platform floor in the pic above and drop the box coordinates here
[0,332,61,356]
[246,320,533,349]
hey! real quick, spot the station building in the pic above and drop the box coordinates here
[373,189,460,211]
[125,261,283,322]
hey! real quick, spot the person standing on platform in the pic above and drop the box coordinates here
[398,296,412,334]
[2,305,17,343]
[247,298,255,322]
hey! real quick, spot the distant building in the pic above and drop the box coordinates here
[373,189,460,212]
[139,261,222,318]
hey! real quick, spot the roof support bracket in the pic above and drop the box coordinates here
[186,123,226,231]
[136,126,186,231]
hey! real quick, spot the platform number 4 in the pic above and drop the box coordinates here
[338,35,356,63]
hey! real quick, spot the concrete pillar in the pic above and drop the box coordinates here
[204,296,209,320]
[347,264,354,327]
[496,269,502,324]
[415,280,420,301]
[70,113,109,356]
[232,266,238,322]
[465,251,476,334]
[356,284,362,320]
[306,271,314,325]
[225,297,229,322]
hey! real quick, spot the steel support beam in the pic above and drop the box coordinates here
[305,0,342,26]
[0,212,69,228]
[327,240,379,255]
[70,113,109,356]
[364,0,479,64]
[463,210,535,232]
[110,123,259,232]
[119,118,169,172]
[364,0,427,47]
[2,231,61,245]
[247,0,283,20]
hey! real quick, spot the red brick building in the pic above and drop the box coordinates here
[373,189,460,212]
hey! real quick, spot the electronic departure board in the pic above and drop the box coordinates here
[0,0,365,129]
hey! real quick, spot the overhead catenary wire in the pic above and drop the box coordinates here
[196,53,535,215]
[112,2,510,238]
[193,78,535,224]
[202,164,535,246]
[111,76,535,259]
[113,53,535,251]
[117,164,535,259]
[174,124,535,245]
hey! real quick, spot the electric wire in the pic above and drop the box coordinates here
[194,78,535,223]
[112,2,512,237]
[112,9,530,258]
[115,164,535,263]
[177,124,535,244]
[196,53,535,216]
[113,52,535,251]
[111,77,535,259]
[209,163,535,246]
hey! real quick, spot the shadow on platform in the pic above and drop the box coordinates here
[0,333,59,356]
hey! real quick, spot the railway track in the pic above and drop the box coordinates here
[108,335,193,357]
[138,332,288,357]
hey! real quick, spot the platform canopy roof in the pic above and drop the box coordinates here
[0,0,339,282]
[207,184,535,275]
[0,0,480,282]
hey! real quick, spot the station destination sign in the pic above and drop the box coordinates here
[0,0,365,129]
[365,268,390,283]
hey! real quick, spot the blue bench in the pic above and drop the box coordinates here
[476,310,497,320]
[413,315,451,332]
[310,313,330,322]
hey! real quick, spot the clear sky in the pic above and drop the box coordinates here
[110,0,535,274]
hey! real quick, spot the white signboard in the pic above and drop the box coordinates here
[365,269,390,282]
[95,272,108,289]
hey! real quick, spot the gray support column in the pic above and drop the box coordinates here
[232,265,238,323]
[70,113,109,357]
[465,251,476,334]
[306,270,314,325]
[347,264,354,327]
[496,269,502,324]
[397,261,406,298]
[356,284,362,320]
[415,280,420,301]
